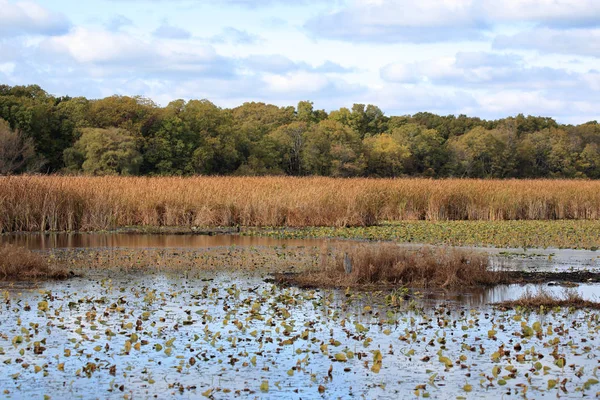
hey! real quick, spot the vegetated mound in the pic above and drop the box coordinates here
[495,288,600,310]
[0,244,69,280]
[275,243,506,289]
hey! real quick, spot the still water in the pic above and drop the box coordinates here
[1,234,600,398]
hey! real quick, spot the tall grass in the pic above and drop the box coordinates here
[0,244,68,280]
[278,243,502,288]
[2,176,600,232]
[496,288,600,310]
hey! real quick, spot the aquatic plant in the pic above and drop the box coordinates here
[250,220,600,249]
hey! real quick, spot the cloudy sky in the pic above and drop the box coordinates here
[1,0,599,123]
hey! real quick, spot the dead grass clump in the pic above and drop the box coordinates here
[0,244,68,280]
[285,243,503,288]
[496,288,600,310]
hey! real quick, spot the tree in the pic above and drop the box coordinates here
[546,128,578,177]
[296,101,314,123]
[577,143,600,178]
[64,128,142,175]
[447,126,516,178]
[390,123,448,176]
[0,118,43,174]
[364,134,410,177]
[268,122,308,175]
[143,116,195,175]
[0,86,74,171]
[303,120,365,177]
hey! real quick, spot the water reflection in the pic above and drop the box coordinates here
[419,282,600,307]
[1,232,328,250]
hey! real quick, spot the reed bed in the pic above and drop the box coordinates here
[496,288,600,310]
[1,176,600,232]
[277,243,502,288]
[0,244,68,280]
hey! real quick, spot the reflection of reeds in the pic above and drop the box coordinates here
[0,244,68,280]
[496,288,600,310]
[287,243,503,288]
[2,176,600,232]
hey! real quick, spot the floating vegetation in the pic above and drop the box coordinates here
[276,243,504,288]
[43,245,321,275]
[0,244,68,280]
[248,220,600,249]
[2,266,600,398]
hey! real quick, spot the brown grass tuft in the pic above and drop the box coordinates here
[281,243,504,288]
[496,288,600,310]
[0,244,69,280]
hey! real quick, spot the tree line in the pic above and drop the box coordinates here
[1,84,599,178]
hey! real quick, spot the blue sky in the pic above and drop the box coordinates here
[0,0,599,123]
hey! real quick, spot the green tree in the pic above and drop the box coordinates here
[363,134,410,177]
[65,128,142,175]
[143,115,196,175]
[577,143,600,178]
[0,85,75,171]
[390,123,448,176]
[303,120,365,176]
[268,122,308,175]
[448,126,516,178]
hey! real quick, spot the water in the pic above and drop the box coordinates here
[1,232,327,250]
[2,233,600,397]
[3,232,600,273]
[1,270,599,399]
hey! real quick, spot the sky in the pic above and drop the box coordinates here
[0,0,599,124]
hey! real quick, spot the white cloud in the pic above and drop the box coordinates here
[152,22,191,40]
[263,71,330,93]
[485,0,600,27]
[42,28,152,64]
[0,62,16,75]
[105,15,134,32]
[0,0,70,37]
[306,0,600,43]
[381,51,581,90]
[494,28,600,57]
[210,27,262,45]
[40,27,228,77]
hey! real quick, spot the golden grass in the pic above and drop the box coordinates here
[0,244,68,280]
[278,243,504,288]
[2,176,600,232]
[496,288,600,310]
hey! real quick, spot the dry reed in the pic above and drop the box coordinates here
[2,176,600,232]
[281,243,503,288]
[496,288,600,310]
[0,244,68,280]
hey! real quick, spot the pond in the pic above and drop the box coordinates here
[1,234,600,398]
[1,269,600,398]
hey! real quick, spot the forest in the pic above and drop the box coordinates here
[1,84,599,178]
